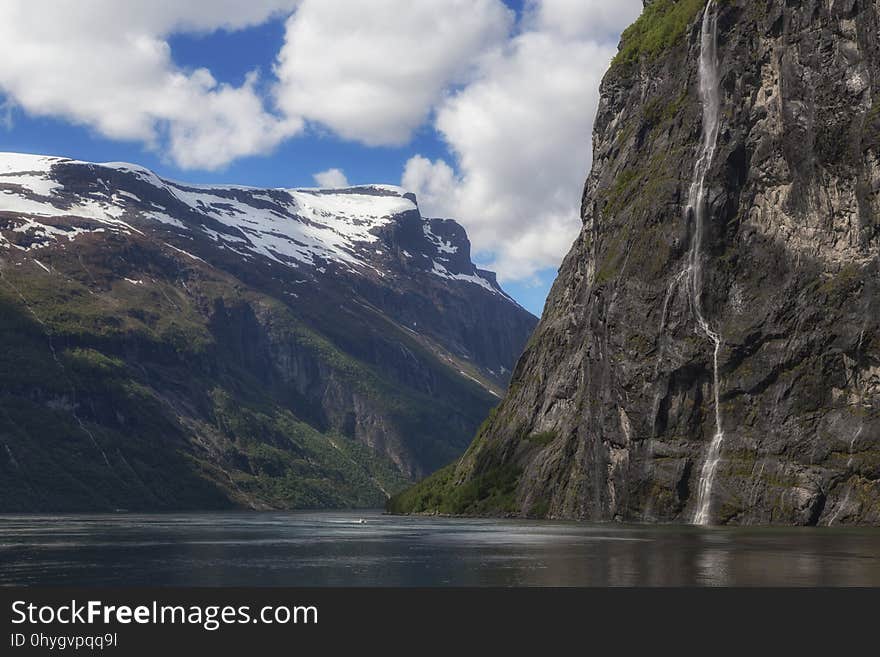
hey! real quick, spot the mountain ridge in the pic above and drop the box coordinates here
[0,151,536,511]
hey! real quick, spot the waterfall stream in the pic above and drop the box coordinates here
[0,264,115,473]
[687,1,724,526]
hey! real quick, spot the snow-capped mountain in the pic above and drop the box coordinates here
[0,153,511,300]
[0,152,536,512]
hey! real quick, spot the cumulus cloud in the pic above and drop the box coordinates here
[274,0,513,146]
[403,0,642,281]
[0,99,13,131]
[0,0,515,168]
[0,0,646,281]
[523,0,642,40]
[401,156,458,213]
[313,168,349,188]
[0,0,301,170]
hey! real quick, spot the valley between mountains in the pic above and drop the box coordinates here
[3,0,878,527]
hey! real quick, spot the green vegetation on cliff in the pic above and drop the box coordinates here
[386,462,521,516]
[612,0,706,71]
[0,239,492,511]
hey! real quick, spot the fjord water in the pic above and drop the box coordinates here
[1,511,879,587]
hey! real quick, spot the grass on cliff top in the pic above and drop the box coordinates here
[612,0,707,71]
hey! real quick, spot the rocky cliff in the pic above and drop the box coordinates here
[390,0,880,525]
[0,153,536,511]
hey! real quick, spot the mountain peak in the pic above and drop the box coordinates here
[0,151,537,511]
[0,151,516,304]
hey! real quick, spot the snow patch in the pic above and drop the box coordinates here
[0,153,518,308]
[423,224,458,254]
[431,261,499,295]
[163,242,205,262]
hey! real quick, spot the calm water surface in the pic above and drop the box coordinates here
[1,511,878,586]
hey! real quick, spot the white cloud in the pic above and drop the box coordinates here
[401,156,458,216]
[523,0,642,40]
[0,1,301,170]
[403,0,643,281]
[274,0,513,146]
[313,167,349,188]
[0,99,14,131]
[0,0,646,282]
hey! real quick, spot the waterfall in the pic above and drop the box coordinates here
[688,1,724,526]
[827,424,863,526]
[0,264,115,474]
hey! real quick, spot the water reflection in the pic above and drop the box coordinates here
[0,512,878,587]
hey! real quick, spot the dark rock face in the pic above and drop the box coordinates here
[0,155,536,511]
[393,0,880,525]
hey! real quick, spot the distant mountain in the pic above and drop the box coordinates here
[0,152,536,511]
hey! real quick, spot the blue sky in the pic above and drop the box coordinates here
[0,0,642,316]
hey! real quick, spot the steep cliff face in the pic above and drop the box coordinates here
[390,0,880,525]
[0,154,536,511]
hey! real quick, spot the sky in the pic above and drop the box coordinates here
[0,0,643,316]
